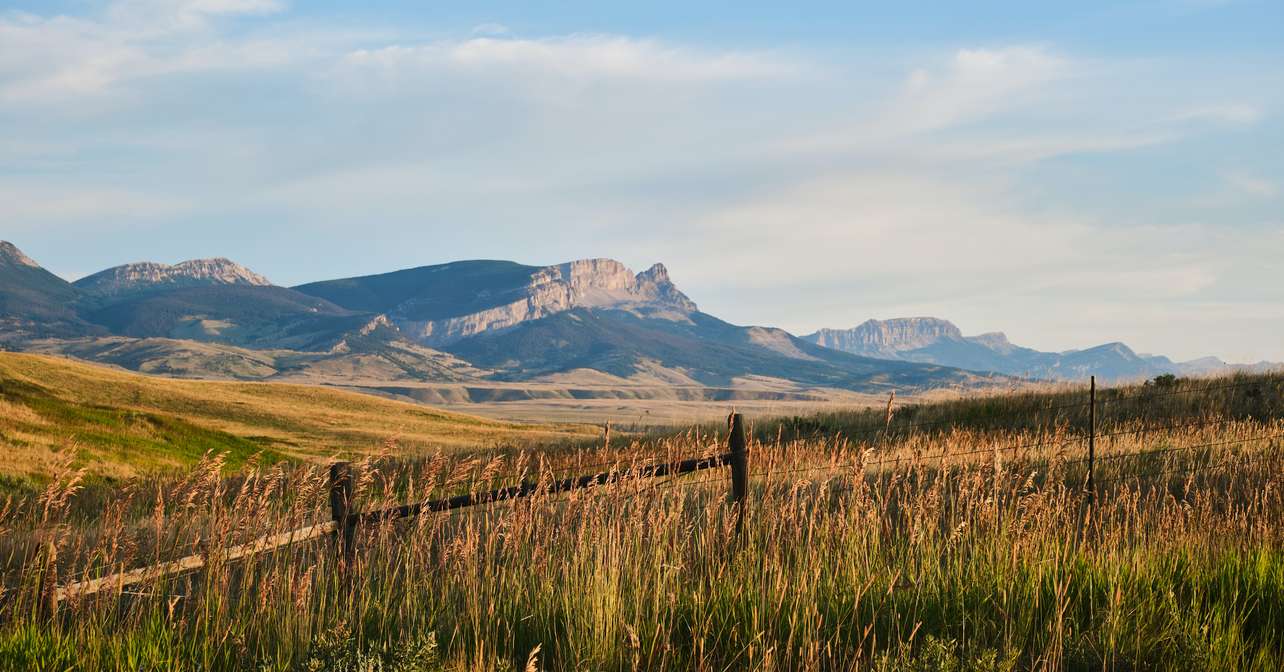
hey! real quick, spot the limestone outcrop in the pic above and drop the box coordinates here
[394,258,697,346]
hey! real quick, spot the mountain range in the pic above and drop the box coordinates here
[805,318,1278,381]
[2,241,1270,402]
[0,242,983,398]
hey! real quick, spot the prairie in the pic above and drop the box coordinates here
[0,370,1280,670]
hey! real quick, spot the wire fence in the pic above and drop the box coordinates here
[649,376,1282,496]
[44,374,1282,608]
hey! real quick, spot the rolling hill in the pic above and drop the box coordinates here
[0,352,595,484]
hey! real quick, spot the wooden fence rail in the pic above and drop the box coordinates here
[53,521,337,604]
[52,413,750,605]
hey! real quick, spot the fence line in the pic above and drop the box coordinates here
[1096,451,1281,485]
[1067,432,1284,465]
[51,414,752,605]
[45,375,1281,607]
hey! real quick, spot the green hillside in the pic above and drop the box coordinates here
[0,353,595,485]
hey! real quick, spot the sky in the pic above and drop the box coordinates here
[1,0,1282,363]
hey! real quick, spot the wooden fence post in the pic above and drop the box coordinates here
[728,413,748,536]
[40,540,58,619]
[1087,376,1096,505]
[329,462,355,567]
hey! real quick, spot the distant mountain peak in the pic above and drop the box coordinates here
[299,256,697,347]
[638,262,671,283]
[806,315,1279,382]
[809,317,963,359]
[0,241,92,341]
[967,331,1016,354]
[632,262,698,314]
[969,331,1010,346]
[542,259,695,311]
[75,257,273,299]
[0,241,41,269]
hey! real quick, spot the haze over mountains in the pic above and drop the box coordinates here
[1,241,1270,403]
[805,318,1278,381]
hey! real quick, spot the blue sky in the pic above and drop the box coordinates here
[1,0,1281,362]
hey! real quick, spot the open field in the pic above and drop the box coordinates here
[0,353,597,486]
[333,376,890,427]
[0,372,1280,670]
[430,396,880,426]
[12,341,961,427]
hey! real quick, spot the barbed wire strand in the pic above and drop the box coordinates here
[1096,451,1282,485]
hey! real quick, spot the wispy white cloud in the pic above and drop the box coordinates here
[888,46,1072,133]
[1169,103,1263,125]
[0,1,303,105]
[1223,171,1278,198]
[659,169,1282,361]
[106,0,287,28]
[1,2,1279,360]
[1191,170,1280,206]
[339,35,801,83]
[773,46,1127,162]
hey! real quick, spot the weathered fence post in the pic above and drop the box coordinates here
[40,540,59,619]
[329,462,355,567]
[1087,376,1097,505]
[728,412,748,536]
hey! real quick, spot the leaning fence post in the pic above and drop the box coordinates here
[329,462,355,567]
[728,413,748,537]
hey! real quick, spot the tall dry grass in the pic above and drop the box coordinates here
[0,377,1281,670]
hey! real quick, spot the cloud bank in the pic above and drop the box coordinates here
[1,1,1281,362]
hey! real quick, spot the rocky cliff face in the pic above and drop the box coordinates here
[0,241,42,269]
[75,258,273,300]
[634,263,699,313]
[810,318,964,358]
[395,258,697,346]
